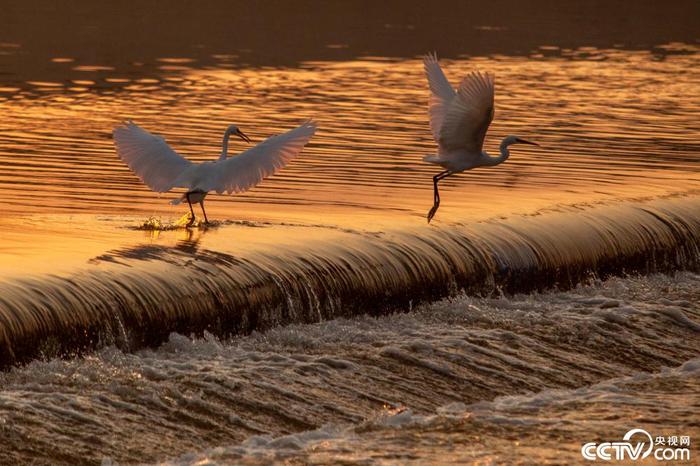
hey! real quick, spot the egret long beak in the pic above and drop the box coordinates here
[516,138,539,146]
[236,129,252,144]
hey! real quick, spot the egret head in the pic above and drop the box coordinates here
[226,125,251,143]
[503,135,539,147]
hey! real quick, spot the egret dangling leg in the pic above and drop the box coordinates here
[199,201,209,224]
[427,170,451,223]
[420,54,540,223]
[185,192,196,227]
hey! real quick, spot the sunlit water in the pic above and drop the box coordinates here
[0,11,699,464]
[0,46,698,225]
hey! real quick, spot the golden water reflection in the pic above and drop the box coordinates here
[0,47,698,274]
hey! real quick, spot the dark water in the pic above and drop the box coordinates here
[0,1,699,464]
[2,0,699,79]
[1,272,698,464]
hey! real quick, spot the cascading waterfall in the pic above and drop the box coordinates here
[0,195,698,367]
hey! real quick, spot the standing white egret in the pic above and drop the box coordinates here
[422,53,539,222]
[114,120,316,225]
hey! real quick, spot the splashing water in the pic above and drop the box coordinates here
[0,272,697,464]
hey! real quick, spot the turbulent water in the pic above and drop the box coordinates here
[1,1,699,464]
[1,272,698,464]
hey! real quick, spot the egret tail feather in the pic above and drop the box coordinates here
[423,155,443,164]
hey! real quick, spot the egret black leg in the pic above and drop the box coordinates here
[199,201,209,224]
[186,192,195,227]
[427,170,451,223]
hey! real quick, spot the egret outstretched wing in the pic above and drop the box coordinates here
[213,121,317,194]
[113,122,192,192]
[424,53,456,141]
[439,71,495,154]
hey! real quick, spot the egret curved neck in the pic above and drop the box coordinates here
[493,139,514,165]
[219,131,233,161]
[481,139,515,167]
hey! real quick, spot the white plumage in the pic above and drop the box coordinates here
[422,53,538,222]
[216,123,316,194]
[114,122,193,193]
[114,120,316,224]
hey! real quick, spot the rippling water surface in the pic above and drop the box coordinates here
[1,44,698,280]
[1,2,699,464]
[0,46,698,225]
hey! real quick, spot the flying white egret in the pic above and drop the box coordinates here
[422,53,539,222]
[114,120,317,225]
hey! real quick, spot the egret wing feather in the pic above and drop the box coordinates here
[423,53,456,141]
[213,121,316,195]
[439,71,494,153]
[113,122,192,193]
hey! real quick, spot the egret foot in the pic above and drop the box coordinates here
[427,204,439,223]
